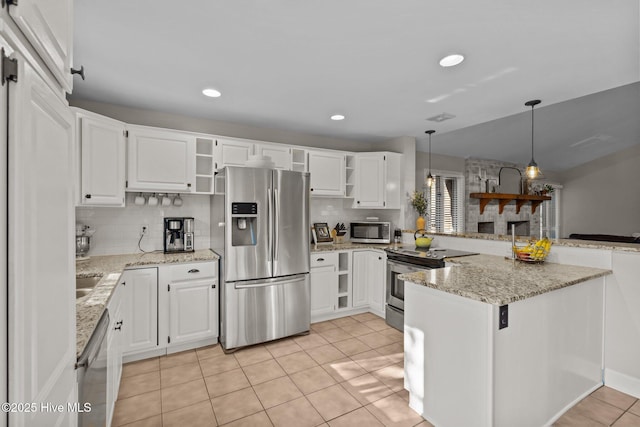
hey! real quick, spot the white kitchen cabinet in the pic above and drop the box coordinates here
[168,278,218,347]
[308,150,345,196]
[353,152,401,208]
[76,110,126,206]
[255,143,291,169]
[214,137,254,170]
[126,125,196,192]
[352,250,386,315]
[106,280,125,427]
[6,0,74,92]
[311,253,339,318]
[4,36,77,426]
[165,262,218,349]
[121,268,158,355]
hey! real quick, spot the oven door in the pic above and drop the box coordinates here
[386,259,428,311]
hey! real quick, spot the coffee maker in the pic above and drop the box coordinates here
[164,217,194,253]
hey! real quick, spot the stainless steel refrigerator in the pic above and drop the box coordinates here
[219,167,310,351]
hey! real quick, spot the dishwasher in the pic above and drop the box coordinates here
[77,309,109,427]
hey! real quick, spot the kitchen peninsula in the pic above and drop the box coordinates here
[401,253,612,427]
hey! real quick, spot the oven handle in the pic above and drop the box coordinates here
[387,259,432,273]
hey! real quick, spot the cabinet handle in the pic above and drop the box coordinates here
[121,281,126,286]
[188,269,200,273]
[187,183,192,187]
[114,324,122,331]
[70,65,86,80]
[85,194,92,199]
[357,201,360,204]
[116,320,123,326]
[378,257,382,260]
[212,284,216,289]
[310,188,314,192]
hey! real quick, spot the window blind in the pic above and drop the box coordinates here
[427,174,461,233]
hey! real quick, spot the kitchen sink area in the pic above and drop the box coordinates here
[76,276,102,299]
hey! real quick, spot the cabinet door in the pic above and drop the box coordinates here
[215,138,253,169]
[106,283,124,427]
[79,114,126,206]
[311,266,337,317]
[127,126,196,192]
[168,278,218,346]
[7,49,76,427]
[8,0,74,92]
[256,143,291,169]
[351,251,370,308]
[369,252,387,314]
[354,154,385,207]
[122,268,158,355]
[308,151,345,196]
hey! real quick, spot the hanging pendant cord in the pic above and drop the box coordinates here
[531,105,535,162]
[428,135,432,174]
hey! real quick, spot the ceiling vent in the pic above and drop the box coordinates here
[427,113,456,122]
[570,134,612,148]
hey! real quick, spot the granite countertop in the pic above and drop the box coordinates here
[400,230,640,253]
[76,249,220,358]
[399,253,612,305]
[310,242,403,252]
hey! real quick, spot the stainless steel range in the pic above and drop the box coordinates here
[384,247,477,331]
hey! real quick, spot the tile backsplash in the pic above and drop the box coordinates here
[78,194,401,256]
[76,193,211,256]
[310,198,398,234]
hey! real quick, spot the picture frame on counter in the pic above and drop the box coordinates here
[313,223,333,243]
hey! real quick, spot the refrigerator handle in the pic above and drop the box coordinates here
[273,188,279,275]
[267,187,273,276]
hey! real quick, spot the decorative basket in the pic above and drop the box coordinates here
[513,238,552,263]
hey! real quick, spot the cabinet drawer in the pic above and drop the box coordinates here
[169,262,217,282]
[311,252,338,268]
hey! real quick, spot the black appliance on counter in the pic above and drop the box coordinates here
[384,247,477,331]
[164,217,194,253]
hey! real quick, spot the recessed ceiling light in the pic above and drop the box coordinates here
[330,114,345,121]
[439,54,464,67]
[202,88,221,98]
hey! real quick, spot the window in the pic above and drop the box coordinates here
[425,170,465,233]
[540,185,561,239]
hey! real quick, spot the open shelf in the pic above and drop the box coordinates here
[470,193,551,215]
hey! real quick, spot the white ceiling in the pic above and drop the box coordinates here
[72,0,640,171]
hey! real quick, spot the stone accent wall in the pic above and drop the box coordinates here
[465,158,541,238]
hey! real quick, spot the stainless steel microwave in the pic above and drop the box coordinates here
[350,221,391,244]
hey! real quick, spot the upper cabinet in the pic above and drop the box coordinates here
[214,138,253,169]
[353,152,401,208]
[255,143,291,170]
[7,0,74,92]
[126,125,196,193]
[308,150,345,197]
[76,110,126,207]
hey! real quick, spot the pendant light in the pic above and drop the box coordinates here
[425,130,435,187]
[524,99,541,179]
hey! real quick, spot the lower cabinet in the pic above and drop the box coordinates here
[167,276,218,347]
[121,268,159,355]
[119,261,220,360]
[350,250,387,315]
[310,253,339,318]
[106,278,125,427]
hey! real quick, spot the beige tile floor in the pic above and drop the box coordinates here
[113,313,640,427]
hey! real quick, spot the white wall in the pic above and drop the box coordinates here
[559,143,640,237]
[76,194,211,255]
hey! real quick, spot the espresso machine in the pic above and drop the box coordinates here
[164,217,194,253]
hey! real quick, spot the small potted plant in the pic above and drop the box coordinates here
[409,190,428,230]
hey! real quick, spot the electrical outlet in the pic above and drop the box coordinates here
[140,225,148,236]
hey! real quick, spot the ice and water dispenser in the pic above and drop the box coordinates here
[231,202,258,246]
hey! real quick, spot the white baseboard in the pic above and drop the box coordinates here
[605,368,640,399]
